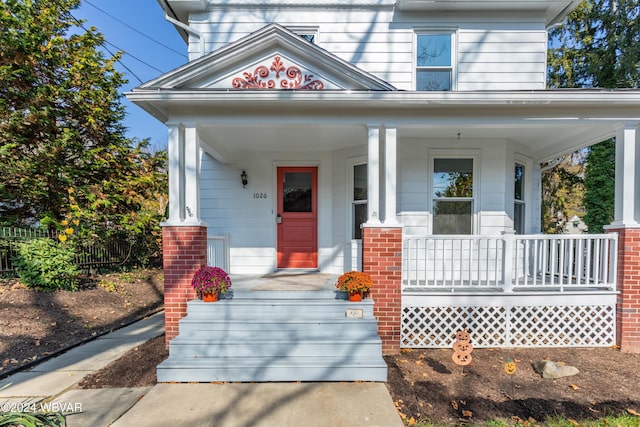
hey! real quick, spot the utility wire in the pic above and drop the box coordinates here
[102,39,165,74]
[85,0,187,59]
[71,14,145,84]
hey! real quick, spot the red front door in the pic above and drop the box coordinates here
[277,167,318,269]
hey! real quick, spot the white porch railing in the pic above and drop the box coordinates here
[402,233,617,292]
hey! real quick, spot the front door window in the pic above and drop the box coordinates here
[283,172,312,212]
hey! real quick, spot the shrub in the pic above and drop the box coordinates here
[12,238,80,291]
[0,410,65,427]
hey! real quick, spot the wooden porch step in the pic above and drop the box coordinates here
[167,337,383,358]
[157,356,388,383]
[175,320,380,339]
[184,298,375,319]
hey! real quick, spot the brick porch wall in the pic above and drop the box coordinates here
[162,225,207,347]
[607,228,640,353]
[609,227,640,353]
[362,226,402,355]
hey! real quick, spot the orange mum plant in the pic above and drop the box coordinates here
[335,271,373,293]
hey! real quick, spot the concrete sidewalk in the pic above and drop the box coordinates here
[0,311,403,427]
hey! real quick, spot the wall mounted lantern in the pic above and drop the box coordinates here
[241,170,248,188]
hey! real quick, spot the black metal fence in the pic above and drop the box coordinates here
[0,227,134,275]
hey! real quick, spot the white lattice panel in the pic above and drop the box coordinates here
[507,305,615,347]
[402,303,615,348]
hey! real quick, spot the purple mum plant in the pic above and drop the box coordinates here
[191,266,232,295]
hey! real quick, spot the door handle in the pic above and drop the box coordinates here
[276,214,282,224]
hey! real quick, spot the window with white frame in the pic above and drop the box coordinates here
[352,163,367,239]
[514,162,525,234]
[432,158,473,234]
[288,26,318,44]
[416,32,454,91]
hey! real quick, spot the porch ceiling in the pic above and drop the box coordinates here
[198,123,366,155]
[197,121,603,163]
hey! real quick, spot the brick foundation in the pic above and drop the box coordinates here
[608,227,640,353]
[162,225,207,347]
[362,226,402,355]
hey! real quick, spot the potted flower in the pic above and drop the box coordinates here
[335,271,373,302]
[191,266,232,302]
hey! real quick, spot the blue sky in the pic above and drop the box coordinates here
[74,0,188,150]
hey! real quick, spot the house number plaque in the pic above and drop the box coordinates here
[253,193,268,199]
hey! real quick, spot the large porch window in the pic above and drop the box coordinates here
[432,158,473,234]
[352,163,368,239]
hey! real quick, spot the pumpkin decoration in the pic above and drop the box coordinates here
[503,357,517,375]
[451,329,473,366]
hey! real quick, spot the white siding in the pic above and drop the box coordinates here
[188,8,548,90]
[397,138,516,236]
[200,149,342,275]
[200,157,275,274]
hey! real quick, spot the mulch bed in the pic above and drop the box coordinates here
[77,334,168,389]
[0,269,164,378]
[385,347,640,424]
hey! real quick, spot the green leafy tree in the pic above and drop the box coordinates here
[547,0,640,232]
[541,153,586,234]
[583,139,615,232]
[0,0,167,262]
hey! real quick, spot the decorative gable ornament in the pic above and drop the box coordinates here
[232,56,324,90]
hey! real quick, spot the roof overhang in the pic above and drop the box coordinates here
[395,0,580,26]
[158,0,580,29]
[126,88,640,163]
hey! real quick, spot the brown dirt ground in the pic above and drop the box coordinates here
[0,269,164,378]
[76,334,167,389]
[385,347,640,425]
[3,275,640,425]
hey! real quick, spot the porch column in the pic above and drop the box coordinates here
[365,125,381,225]
[612,124,640,227]
[363,225,403,354]
[162,123,207,347]
[165,123,204,226]
[607,123,640,353]
[384,126,398,224]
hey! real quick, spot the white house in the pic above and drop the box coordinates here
[127,0,640,381]
[564,215,588,234]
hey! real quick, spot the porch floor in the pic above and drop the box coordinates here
[230,271,338,292]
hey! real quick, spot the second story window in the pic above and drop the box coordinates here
[288,26,318,44]
[416,33,454,91]
[299,34,315,43]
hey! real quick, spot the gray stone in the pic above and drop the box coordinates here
[534,360,580,379]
